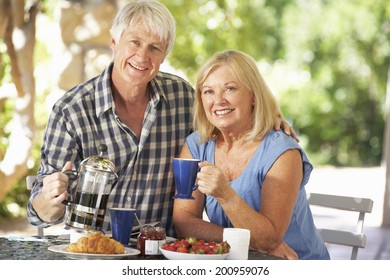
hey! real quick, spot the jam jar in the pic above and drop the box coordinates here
[137,225,166,257]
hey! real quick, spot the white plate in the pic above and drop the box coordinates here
[48,244,140,260]
[160,248,229,260]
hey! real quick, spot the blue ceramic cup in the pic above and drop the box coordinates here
[109,208,138,246]
[172,158,200,200]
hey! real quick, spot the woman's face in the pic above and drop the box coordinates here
[200,64,254,134]
[110,20,166,87]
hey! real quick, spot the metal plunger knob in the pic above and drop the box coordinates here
[98,144,107,156]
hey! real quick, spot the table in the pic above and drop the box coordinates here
[0,235,283,260]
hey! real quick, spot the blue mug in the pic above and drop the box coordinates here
[109,208,138,246]
[172,158,200,200]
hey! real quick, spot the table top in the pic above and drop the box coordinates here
[0,235,283,260]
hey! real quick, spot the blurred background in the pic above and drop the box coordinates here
[1,0,390,243]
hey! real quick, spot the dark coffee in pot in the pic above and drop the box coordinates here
[64,144,118,232]
[74,191,110,209]
[67,192,110,231]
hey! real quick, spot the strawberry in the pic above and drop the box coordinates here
[161,238,230,255]
[177,246,189,253]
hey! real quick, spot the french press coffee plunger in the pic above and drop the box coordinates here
[63,144,118,232]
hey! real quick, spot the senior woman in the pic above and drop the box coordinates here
[173,50,330,260]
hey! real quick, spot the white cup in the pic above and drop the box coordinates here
[223,228,250,260]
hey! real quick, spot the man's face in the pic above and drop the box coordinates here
[110,20,166,87]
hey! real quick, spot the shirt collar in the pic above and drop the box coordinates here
[95,63,115,118]
[95,63,168,118]
[149,74,168,107]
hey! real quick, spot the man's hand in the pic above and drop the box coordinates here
[274,115,300,142]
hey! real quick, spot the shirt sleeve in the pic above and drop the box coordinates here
[185,132,215,162]
[258,130,313,190]
[27,103,78,227]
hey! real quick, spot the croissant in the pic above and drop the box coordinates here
[65,232,125,254]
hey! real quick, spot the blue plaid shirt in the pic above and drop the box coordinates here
[27,63,194,236]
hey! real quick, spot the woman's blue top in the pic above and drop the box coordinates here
[186,129,330,260]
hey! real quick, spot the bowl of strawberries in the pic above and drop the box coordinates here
[160,237,230,260]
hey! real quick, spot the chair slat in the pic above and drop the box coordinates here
[308,193,373,213]
[307,192,374,260]
[318,229,367,248]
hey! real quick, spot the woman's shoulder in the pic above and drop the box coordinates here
[186,131,204,146]
[186,132,215,160]
[260,129,307,165]
[260,130,313,185]
[265,129,300,149]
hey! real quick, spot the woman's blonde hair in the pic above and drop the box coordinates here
[110,0,176,59]
[194,50,281,142]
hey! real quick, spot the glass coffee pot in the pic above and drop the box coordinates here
[63,144,118,232]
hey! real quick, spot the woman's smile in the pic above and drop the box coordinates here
[214,109,234,116]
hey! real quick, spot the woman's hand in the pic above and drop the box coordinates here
[266,241,298,260]
[196,161,230,199]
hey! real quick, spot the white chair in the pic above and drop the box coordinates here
[26,175,44,237]
[307,192,374,260]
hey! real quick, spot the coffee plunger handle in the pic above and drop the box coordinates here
[61,170,79,207]
[98,144,107,156]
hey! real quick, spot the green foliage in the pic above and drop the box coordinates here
[165,0,389,166]
[278,0,389,166]
[165,0,293,83]
[0,178,31,220]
